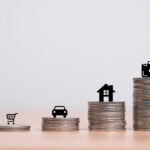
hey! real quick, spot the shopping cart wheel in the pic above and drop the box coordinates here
[7,122,9,125]
[13,123,15,125]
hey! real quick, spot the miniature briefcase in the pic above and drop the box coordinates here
[142,61,150,77]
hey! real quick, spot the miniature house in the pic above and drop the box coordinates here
[97,84,115,102]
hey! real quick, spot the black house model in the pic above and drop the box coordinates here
[97,84,115,102]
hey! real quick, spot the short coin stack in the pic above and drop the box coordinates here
[133,78,150,130]
[88,102,126,131]
[0,124,31,131]
[42,118,80,131]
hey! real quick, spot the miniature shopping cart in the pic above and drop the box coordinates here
[6,113,18,125]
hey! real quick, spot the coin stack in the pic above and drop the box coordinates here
[0,124,31,131]
[42,118,80,131]
[88,102,126,131]
[133,78,150,130]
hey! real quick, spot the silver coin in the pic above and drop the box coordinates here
[42,118,79,121]
[42,119,79,122]
[42,124,79,127]
[42,128,79,131]
[89,128,126,131]
[88,107,125,110]
[89,126,126,130]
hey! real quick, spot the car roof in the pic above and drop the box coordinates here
[54,106,65,108]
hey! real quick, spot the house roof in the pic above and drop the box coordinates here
[97,84,115,93]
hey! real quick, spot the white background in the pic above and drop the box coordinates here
[0,0,149,112]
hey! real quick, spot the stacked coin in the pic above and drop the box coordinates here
[88,102,126,131]
[0,124,31,131]
[133,78,150,130]
[42,118,80,131]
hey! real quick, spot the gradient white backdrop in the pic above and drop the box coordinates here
[0,0,149,111]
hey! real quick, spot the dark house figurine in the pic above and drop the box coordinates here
[97,84,115,102]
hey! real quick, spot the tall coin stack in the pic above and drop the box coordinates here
[88,102,126,131]
[133,78,150,130]
[42,118,80,131]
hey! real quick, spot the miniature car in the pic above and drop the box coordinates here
[52,106,68,118]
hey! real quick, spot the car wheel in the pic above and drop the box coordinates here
[53,115,56,118]
[64,115,66,118]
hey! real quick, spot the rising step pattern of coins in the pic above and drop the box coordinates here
[133,78,150,130]
[1,60,150,132]
[88,102,126,131]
